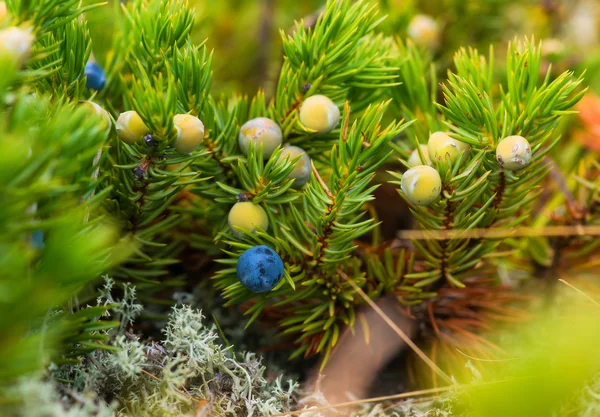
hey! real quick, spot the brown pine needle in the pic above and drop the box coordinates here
[311,161,334,198]
[338,269,454,386]
[358,311,371,345]
[265,386,455,417]
[558,279,600,307]
[397,224,600,241]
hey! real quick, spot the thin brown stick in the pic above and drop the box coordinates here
[338,269,454,385]
[397,224,600,241]
[455,348,518,362]
[265,386,455,417]
[558,278,600,307]
[312,161,334,198]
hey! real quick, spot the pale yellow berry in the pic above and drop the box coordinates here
[496,135,531,171]
[116,111,149,145]
[427,131,468,164]
[228,202,269,238]
[0,26,35,66]
[401,165,442,206]
[278,145,311,188]
[299,95,340,134]
[407,144,431,167]
[239,117,282,158]
[173,113,204,154]
[81,101,111,130]
[407,14,440,51]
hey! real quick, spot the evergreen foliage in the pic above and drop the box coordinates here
[1,0,600,415]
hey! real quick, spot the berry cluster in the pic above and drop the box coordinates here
[402,132,532,206]
[231,94,339,292]
[116,110,205,155]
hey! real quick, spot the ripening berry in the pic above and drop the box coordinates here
[173,113,204,154]
[408,144,431,167]
[116,111,149,145]
[0,26,35,66]
[239,117,282,158]
[278,145,311,188]
[81,101,111,130]
[496,135,531,171]
[407,14,440,51]
[236,245,284,293]
[299,95,340,134]
[84,61,106,91]
[401,165,442,206]
[228,201,269,238]
[427,131,468,163]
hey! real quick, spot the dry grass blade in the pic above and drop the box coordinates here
[455,348,518,362]
[558,278,600,307]
[338,269,454,385]
[397,224,600,240]
[264,386,455,417]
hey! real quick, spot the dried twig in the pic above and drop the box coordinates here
[338,269,454,385]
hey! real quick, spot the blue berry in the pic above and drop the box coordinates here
[236,245,284,293]
[31,231,45,249]
[85,61,106,91]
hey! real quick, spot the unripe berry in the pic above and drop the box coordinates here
[81,101,111,130]
[239,117,282,158]
[116,111,149,145]
[236,245,284,293]
[173,113,204,154]
[427,131,468,163]
[278,145,311,188]
[84,61,106,91]
[0,26,35,66]
[407,144,431,167]
[407,14,440,51]
[496,135,531,171]
[299,95,340,134]
[401,165,442,206]
[228,201,269,238]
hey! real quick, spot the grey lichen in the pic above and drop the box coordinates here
[52,281,298,417]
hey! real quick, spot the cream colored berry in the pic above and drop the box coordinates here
[278,145,311,188]
[408,144,431,167]
[496,135,531,171]
[401,165,442,206]
[299,95,340,134]
[0,26,35,66]
[116,111,149,145]
[427,131,468,163]
[173,113,204,154]
[228,202,269,238]
[407,14,440,51]
[239,117,282,158]
[81,101,111,130]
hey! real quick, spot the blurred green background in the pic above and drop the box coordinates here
[84,0,600,97]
